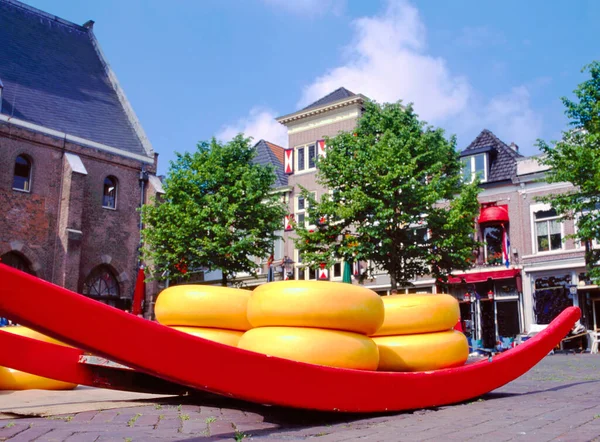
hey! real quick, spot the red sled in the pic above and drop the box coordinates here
[0,264,580,413]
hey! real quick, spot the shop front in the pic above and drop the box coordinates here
[445,268,523,351]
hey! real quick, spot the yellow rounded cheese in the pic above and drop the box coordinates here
[371,293,460,336]
[0,367,76,391]
[248,281,384,335]
[155,285,252,331]
[373,330,468,372]
[170,326,243,347]
[0,326,77,390]
[1,325,71,347]
[238,326,380,371]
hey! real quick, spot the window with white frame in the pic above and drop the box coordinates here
[295,143,317,172]
[295,192,316,228]
[534,208,563,252]
[461,153,487,183]
[294,250,318,280]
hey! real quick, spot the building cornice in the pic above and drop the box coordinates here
[276,94,367,125]
[0,114,154,164]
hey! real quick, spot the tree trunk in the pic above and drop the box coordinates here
[221,272,228,287]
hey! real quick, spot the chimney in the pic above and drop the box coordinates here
[510,142,519,152]
[82,20,95,30]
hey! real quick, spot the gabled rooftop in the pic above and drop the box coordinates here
[460,129,523,183]
[253,139,287,188]
[302,87,356,111]
[0,0,153,161]
[276,87,366,125]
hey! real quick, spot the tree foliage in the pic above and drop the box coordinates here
[294,101,480,289]
[539,61,600,279]
[141,135,286,285]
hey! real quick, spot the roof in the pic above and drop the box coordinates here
[253,139,287,188]
[302,87,356,111]
[0,0,152,159]
[460,129,523,183]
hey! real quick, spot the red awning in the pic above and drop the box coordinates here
[446,268,520,284]
[479,205,509,224]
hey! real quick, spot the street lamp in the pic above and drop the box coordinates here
[282,256,295,280]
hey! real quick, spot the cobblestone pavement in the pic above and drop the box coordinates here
[1,354,600,442]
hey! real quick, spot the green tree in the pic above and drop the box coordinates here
[539,61,600,279]
[141,135,286,286]
[294,101,480,290]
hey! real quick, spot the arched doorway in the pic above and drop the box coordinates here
[0,251,35,275]
[82,265,121,308]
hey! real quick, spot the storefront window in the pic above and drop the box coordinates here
[533,274,571,324]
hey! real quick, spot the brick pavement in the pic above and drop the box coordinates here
[1,354,599,442]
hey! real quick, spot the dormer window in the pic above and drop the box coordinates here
[461,153,488,183]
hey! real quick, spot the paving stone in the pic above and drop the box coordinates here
[6,425,53,442]
[0,423,29,440]
[3,355,600,441]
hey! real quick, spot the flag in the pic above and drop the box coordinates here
[132,265,145,316]
[267,255,274,282]
[502,224,510,268]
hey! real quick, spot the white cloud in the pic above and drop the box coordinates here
[299,0,543,151]
[216,107,288,148]
[224,0,543,154]
[262,0,345,16]
[298,0,471,122]
[483,86,543,154]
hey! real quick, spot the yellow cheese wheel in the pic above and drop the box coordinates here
[170,326,243,347]
[155,285,252,331]
[2,325,71,347]
[238,326,380,371]
[0,367,76,391]
[371,293,460,336]
[0,326,77,390]
[248,281,384,335]
[373,330,468,372]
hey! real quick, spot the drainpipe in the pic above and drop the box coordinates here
[137,166,149,313]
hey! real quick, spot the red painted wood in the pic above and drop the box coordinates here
[0,264,580,412]
[0,330,189,394]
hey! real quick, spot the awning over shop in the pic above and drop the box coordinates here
[479,205,509,224]
[446,268,520,284]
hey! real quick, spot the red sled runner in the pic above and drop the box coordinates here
[0,264,580,413]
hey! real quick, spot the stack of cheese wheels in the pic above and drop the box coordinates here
[0,326,77,390]
[370,294,469,372]
[155,285,252,346]
[240,281,384,370]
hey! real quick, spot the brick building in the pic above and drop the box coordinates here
[0,0,163,313]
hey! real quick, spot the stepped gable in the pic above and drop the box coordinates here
[302,87,356,111]
[462,129,523,183]
[0,0,151,158]
[253,139,288,188]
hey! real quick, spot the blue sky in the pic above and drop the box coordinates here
[26,0,600,176]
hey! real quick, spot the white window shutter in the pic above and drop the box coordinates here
[317,139,326,158]
[319,268,329,280]
[284,214,294,231]
[284,149,294,174]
